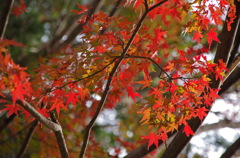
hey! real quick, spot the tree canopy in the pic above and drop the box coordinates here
[0,0,240,157]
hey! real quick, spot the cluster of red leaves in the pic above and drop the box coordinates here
[0,0,235,153]
[12,0,27,17]
[187,0,231,45]
[127,0,229,148]
[140,48,227,148]
[0,39,31,117]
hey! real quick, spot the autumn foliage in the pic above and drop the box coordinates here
[0,0,239,157]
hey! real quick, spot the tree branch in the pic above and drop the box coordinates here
[50,112,69,158]
[1,94,69,158]
[0,114,16,133]
[219,66,240,94]
[16,120,38,158]
[20,100,61,132]
[78,1,168,157]
[0,0,15,40]
[99,0,123,35]
[0,121,33,145]
[123,55,172,79]
[46,0,102,54]
[197,119,240,134]
[220,136,240,158]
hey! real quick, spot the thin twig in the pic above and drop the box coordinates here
[49,56,119,93]
[123,55,171,79]
[0,0,15,40]
[45,0,102,54]
[99,0,122,35]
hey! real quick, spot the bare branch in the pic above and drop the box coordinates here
[1,94,60,131]
[0,114,16,133]
[219,67,240,95]
[0,0,15,40]
[109,0,122,17]
[222,56,240,84]
[50,112,69,158]
[16,120,38,158]
[46,0,102,54]
[214,1,240,65]
[220,136,240,158]
[197,119,240,134]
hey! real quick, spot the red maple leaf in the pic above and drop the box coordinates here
[65,92,79,106]
[37,108,50,118]
[70,4,88,15]
[192,31,203,43]
[183,125,194,137]
[21,109,31,119]
[12,83,29,104]
[154,28,166,42]
[1,104,20,117]
[78,87,89,101]
[206,28,220,47]
[50,100,67,116]
[126,86,142,101]
[196,107,208,121]
[142,132,161,149]
[134,0,144,10]
[209,88,220,100]
[11,0,27,17]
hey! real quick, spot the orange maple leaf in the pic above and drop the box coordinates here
[50,100,67,116]
[164,62,174,71]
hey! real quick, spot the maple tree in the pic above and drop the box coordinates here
[0,0,240,157]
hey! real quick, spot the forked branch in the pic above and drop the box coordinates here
[0,94,69,158]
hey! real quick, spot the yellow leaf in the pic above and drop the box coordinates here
[138,108,151,125]
[0,47,7,52]
[202,74,211,82]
